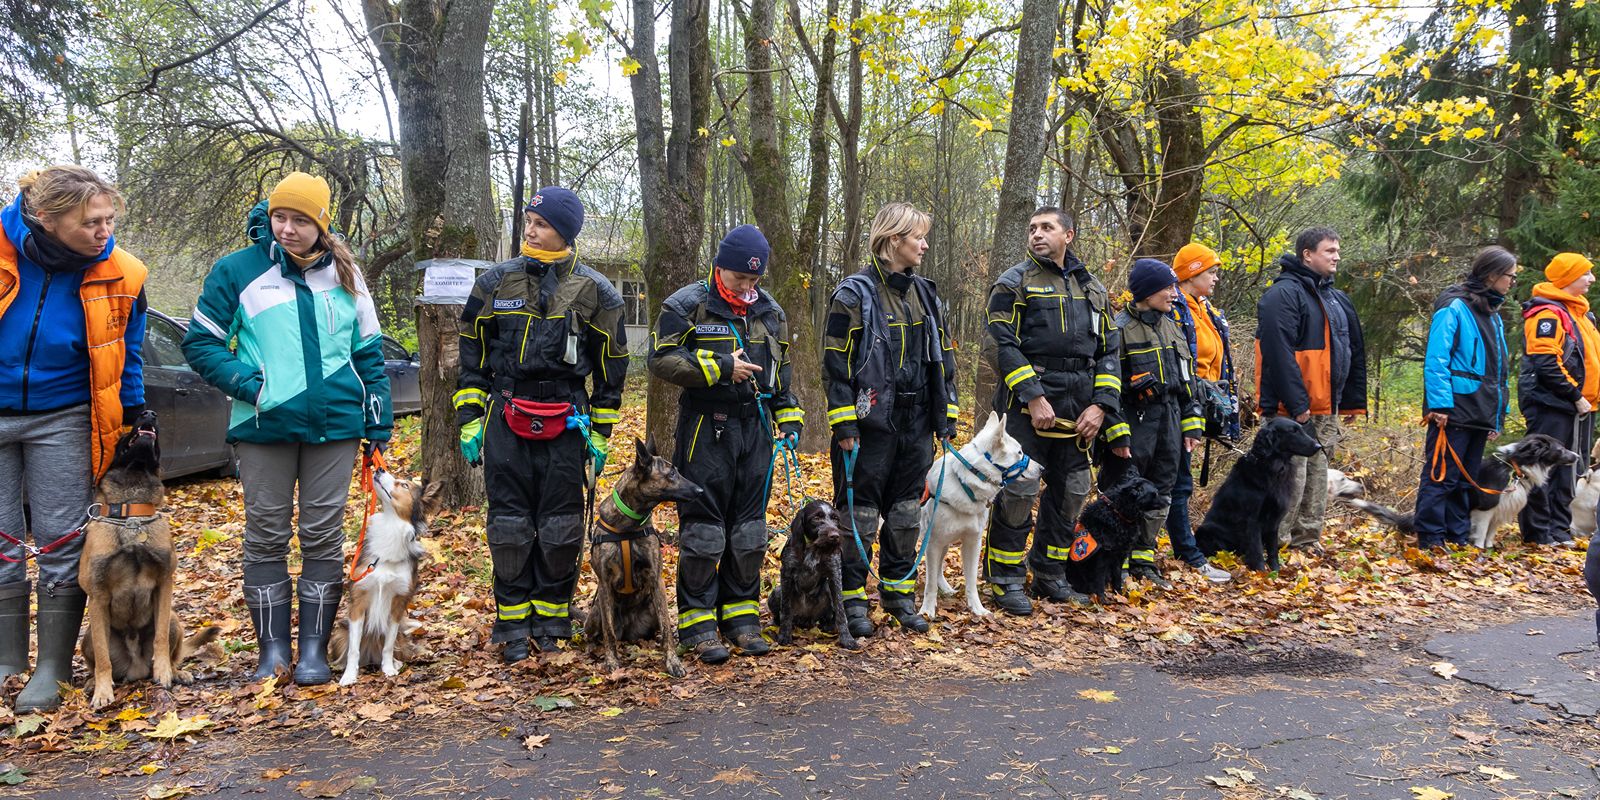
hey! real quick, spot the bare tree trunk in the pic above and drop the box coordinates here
[627,0,714,452]
[361,0,496,507]
[974,0,1058,426]
[839,0,866,268]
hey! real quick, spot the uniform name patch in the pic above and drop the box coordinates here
[1026,285,1056,293]
[493,298,526,310]
[1536,318,1558,338]
[695,323,731,335]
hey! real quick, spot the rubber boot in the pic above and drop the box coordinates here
[293,579,342,686]
[15,586,85,712]
[245,578,293,680]
[1029,576,1092,607]
[887,608,930,633]
[845,605,876,638]
[990,583,1033,616]
[0,580,29,678]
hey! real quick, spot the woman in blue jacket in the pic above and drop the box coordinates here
[1417,246,1518,547]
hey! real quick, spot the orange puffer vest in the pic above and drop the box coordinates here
[0,228,147,478]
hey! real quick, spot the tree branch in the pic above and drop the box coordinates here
[104,0,293,105]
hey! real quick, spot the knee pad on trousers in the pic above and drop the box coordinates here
[995,480,1038,529]
[679,522,726,587]
[538,514,583,582]
[847,506,880,546]
[1141,509,1166,540]
[486,516,536,584]
[1055,469,1091,521]
[886,500,921,552]
[729,520,768,574]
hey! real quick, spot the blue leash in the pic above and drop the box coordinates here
[841,439,951,585]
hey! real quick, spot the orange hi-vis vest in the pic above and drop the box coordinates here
[0,228,148,478]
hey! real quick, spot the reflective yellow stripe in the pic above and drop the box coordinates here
[1129,549,1155,564]
[880,577,914,593]
[696,349,722,385]
[842,588,867,600]
[453,387,489,410]
[828,406,859,424]
[1105,422,1131,440]
[678,608,717,630]
[774,407,805,424]
[1094,374,1122,390]
[1004,364,1037,389]
[497,601,532,621]
[1182,416,1204,432]
[987,547,1026,565]
[591,407,621,424]
[946,403,960,418]
[719,601,760,619]
[530,600,569,618]
[1045,545,1073,561]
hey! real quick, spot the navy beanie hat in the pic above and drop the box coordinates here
[526,186,584,246]
[1128,258,1178,302]
[714,224,770,276]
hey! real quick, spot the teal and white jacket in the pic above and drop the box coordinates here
[182,201,392,445]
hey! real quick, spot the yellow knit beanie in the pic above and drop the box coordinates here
[267,172,333,235]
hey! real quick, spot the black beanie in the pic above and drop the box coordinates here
[714,224,770,276]
[1128,258,1178,302]
[526,186,584,246]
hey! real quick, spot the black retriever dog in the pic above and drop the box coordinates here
[1194,417,1324,571]
[769,500,858,650]
[1063,476,1167,601]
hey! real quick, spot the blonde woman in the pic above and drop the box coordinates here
[183,172,391,685]
[0,166,148,711]
[821,202,959,637]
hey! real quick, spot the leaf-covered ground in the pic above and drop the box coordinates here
[1,407,1593,796]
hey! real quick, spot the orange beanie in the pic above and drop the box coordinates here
[1173,242,1221,282]
[1545,252,1594,288]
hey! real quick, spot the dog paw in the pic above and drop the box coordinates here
[839,636,861,651]
[90,687,115,710]
[382,660,401,677]
[664,658,686,679]
[339,673,358,687]
[174,669,194,684]
[970,607,992,618]
[152,664,174,688]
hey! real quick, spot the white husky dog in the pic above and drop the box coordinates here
[917,412,1044,619]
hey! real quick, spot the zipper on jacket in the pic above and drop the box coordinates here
[254,363,267,427]
[323,291,336,336]
[20,272,54,410]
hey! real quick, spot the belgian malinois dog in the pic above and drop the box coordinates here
[583,437,703,678]
[79,411,219,709]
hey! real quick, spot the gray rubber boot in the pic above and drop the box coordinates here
[15,586,84,712]
[293,579,342,686]
[0,580,29,678]
[245,578,294,680]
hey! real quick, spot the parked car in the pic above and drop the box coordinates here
[382,335,421,416]
[142,309,236,479]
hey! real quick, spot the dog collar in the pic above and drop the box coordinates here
[102,502,158,520]
[611,490,647,522]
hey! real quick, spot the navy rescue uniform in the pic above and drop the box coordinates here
[454,252,629,642]
[649,280,803,646]
[822,262,959,618]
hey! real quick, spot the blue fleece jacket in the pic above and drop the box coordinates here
[0,195,145,413]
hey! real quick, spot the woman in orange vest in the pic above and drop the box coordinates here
[0,166,148,711]
[1518,252,1600,545]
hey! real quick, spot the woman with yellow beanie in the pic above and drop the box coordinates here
[1164,243,1236,584]
[182,172,393,684]
[1517,251,1600,546]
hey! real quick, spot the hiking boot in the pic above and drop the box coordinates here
[501,638,531,664]
[1029,576,1092,606]
[887,608,930,633]
[692,638,730,665]
[845,606,876,639]
[990,584,1033,616]
[1194,563,1233,584]
[532,636,561,654]
[732,631,770,656]
[1130,567,1173,591]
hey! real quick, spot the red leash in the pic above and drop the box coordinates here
[346,448,388,583]
[0,527,84,563]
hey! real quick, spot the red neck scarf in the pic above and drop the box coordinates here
[714,270,755,316]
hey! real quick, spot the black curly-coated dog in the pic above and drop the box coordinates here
[1063,476,1167,601]
[1193,417,1324,571]
[769,500,858,650]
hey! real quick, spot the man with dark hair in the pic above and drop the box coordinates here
[982,206,1120,614]
[1255,226,1366,555]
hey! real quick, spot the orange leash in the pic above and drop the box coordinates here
[347,447,389,583]
[1428,421,1510,495]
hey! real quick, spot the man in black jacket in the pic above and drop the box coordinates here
[1255,227,1367,555]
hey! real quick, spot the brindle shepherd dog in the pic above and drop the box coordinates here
[79,411,219,709]
[583,438,703,678]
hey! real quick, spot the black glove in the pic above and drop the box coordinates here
[364,440,388,460]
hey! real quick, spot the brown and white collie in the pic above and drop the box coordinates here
[333,469,439,686]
